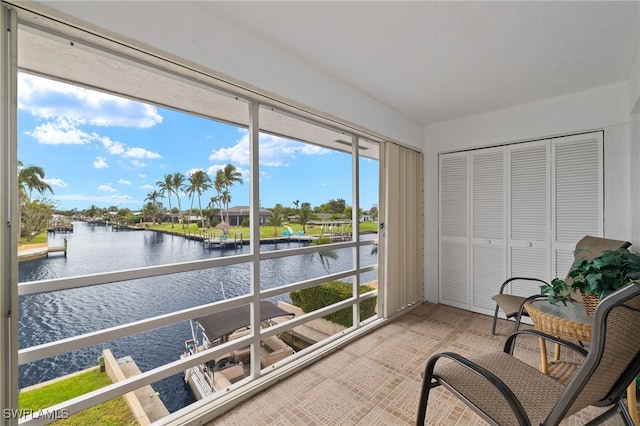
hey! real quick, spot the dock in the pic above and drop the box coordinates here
[203,234,244,249]
[47,225,73,233]
[47,239,68,256]
[17,239,67,262]
[47,217,73,233]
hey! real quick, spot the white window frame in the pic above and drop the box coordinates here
[0,4,390,425]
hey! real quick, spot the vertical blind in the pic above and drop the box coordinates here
[382,142,424,317]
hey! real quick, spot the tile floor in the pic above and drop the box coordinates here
[210,302,637,425]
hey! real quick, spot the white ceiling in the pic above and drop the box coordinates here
[201,1,639,126]
[16,1,640,130]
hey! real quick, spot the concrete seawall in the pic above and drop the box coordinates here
[103,349,169,424]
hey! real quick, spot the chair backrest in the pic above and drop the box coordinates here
[545,281,640,424]
[563,236,631,288]
[573,235,631,263]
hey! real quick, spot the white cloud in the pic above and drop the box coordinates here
[25,118,162,165]
[140,184,154,190]
[209,131,329,167]
[118,178,132,185]
[18,73,163,128]
[98,135,126,155]
[209,132,250,165]
[124,147,161,159]
[26,117,93,145]
[93,157,108,169]
[98,184,117,193]
[44,177,67,187]
[54,193,134,205]
[139,174,146,179]
[100,143,161,161]
[130,160,147,168]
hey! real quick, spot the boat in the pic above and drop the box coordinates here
[182,301,295,400]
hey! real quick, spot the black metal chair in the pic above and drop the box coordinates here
[418,281,640,425]
[491,235,631,335]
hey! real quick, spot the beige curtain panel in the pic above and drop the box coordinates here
[381,142,424,317]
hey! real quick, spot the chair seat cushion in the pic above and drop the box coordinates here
[434,352,565,425]
[492,294,529,317]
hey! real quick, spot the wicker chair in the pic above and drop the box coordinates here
[417,281,640,426]
[491,235,631,335]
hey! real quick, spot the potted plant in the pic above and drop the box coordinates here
[540,247,640,315]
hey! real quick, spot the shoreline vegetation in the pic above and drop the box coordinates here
[19,221,378,250]
[136,220,377,240]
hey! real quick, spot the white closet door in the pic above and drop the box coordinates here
[552,132,603,278]
[508,141,550,296]
[439,152,469,309]
[471,148,506,314]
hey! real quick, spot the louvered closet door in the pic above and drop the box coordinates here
[508,141,550,296]
[552,132,603,278]
[439,152,469,309]
[471,148,506,315]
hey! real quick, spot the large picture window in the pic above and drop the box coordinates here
[3,8,387,423]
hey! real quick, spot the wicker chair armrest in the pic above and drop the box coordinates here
[503,329,588,358]
[497,277,549,295]
[424,352,530,425]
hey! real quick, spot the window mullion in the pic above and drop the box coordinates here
[0,4,19,423]
[248,101,261,380]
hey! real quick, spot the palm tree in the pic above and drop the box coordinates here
[208,195,221,224]
[221,164,242,220]
[157,174,175,227]
[141,202,157,223]
[145,190,164,223]
[18,160,53,200]
[266,204,287,239]
[298,202,313,233]
[171,172,186,228]
[214,170,226,223]
[222,190,232,223]
[145,190,162,207]
[187,169,212,228]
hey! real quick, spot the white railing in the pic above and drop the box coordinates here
[17,240,378,425]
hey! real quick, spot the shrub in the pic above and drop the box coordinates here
[290,280,377,327]
[241,218,250,227]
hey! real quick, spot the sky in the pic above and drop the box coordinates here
[17,73,379,212]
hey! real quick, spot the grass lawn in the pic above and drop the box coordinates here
[19,368,136,425]
[19,232,48,246]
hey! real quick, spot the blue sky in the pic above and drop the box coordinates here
[17,73,379,212]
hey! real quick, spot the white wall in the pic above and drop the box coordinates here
[423,82,633,303]
[629,4,640,247]
[25,1,424,149]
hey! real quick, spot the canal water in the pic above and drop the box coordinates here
[18,222,377,413]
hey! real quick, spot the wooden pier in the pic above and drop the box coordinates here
[47,221,73,233]
[18,239,68,262]
[47,238,68,257]
[203,234,244,249]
